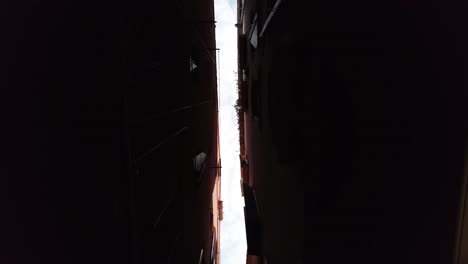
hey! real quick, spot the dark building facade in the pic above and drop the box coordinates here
[238,0,468,264]
[4,0,221,264]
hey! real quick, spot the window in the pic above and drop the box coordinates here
[218,200,224,220]
[193,152,207,183]
[190,56,198,72]
[191,47,201,81]
[251,79,261,119]
[198,249,205,264]
[193,152,207,172]
[249,14,258,48]
[210,233,215,264]
[239,36,247,68]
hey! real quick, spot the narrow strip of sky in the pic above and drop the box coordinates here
[214,0,247,264]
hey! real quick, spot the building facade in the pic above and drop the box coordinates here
[238,0,468,263]
[4,0,222,263]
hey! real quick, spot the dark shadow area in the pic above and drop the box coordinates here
[4,0,468,263]
[238,0,468,264]
[3,1,221,264]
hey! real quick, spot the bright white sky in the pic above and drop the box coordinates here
[214,0,247,263]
